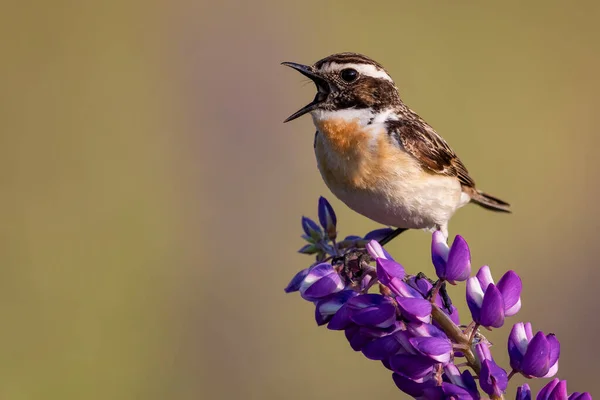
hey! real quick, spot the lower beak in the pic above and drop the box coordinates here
[282,62,329,123]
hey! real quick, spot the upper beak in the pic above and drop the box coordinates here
[282,62,329,123]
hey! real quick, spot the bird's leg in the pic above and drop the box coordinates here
[439,282,453,314]
[420,274,453,314]
[379,228,408,246]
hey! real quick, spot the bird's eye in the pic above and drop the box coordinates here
[340,68,358,83]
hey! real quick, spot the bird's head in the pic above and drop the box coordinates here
[282,52,401,123]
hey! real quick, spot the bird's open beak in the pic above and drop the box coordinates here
[282,62,330,123]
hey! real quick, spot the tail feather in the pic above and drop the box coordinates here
[469,189,511,213]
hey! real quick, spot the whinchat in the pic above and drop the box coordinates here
[282,53,509,240]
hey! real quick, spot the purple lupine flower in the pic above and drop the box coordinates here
[570,394,594,400]
[366,239,393,260]
[284,267,311,293]
[431,231,471,283]
[442,364,480,400]
[537,379,592,400]
[360,324,405,359]
[508,322,560,378]
[374,258,434,323]
[476,342,508,398]
[317,196,337,240]
[372,256,432,324]
[374,252,406,284]
[326,294,396,332]
[466,265,522,328]
[368,241,434,324]
[298,263,344,301]
[389,351,437,381]
[347,294,397,328]
[286,199,591,400]
[396,296,432,323]
[406,275,461,326]
[407,322,453,364]
[392,373,437,398]
[314,290,358,325]
[516,384,531,400]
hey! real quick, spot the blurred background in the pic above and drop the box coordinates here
[1,1,599,399]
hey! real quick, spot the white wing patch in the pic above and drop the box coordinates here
[320,62,394,82]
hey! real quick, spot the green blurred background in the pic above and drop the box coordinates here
[1,1,599,399]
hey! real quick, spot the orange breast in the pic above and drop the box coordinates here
[315,117,416,190]
[315,118,368,154]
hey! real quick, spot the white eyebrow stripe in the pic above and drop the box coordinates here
[321,62,393,82]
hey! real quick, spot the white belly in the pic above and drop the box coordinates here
[326,171,466,231]
[314,131,469,232]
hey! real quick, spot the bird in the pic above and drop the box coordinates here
[282,52,510,242]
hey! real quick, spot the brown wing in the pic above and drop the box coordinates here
[387,119,476,188]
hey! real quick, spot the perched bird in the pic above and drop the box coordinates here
[282,53,509,241]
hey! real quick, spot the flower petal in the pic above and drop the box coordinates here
[394,279,426,299]
[524,321,533,341]
[327,303,354,330]
[347,293,387,309]
[522,331,550,377]
[431,230,450,279]
[366,239,392,260]
[544,361,559,380]
[445,235,471,282]
[460,370,480,398]
[350,302,397,328]
[407,275,433,297]
[315,290,358,326]
[407,322,448,339]
[516,384,532,400]
[497,270,522,316]
[300,266,344,301]
[392,373,436,398]
[284,267,310,293]
[569,393,593,400]
[317,197,337,238]
[548,380,569,400]
[443,364,463,386]
[441,383,475,399]
[409,336,452,364]
[508,322,529,370]
[479,283,505,328]
[475,342,493,361]
[396,297,432,323]
[476,265,495,290]
[389,353,436,380]
[479,359,508,398]
[344,325,371,351]
[538,379,560,400]
[466,276,484,322]
[362,332,405,360]
[376,257,405,285]
[543,333,560,378]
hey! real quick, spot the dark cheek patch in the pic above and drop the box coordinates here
[333,78,398,111]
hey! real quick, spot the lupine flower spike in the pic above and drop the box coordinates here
[286,198,591,399]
